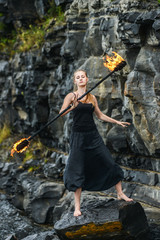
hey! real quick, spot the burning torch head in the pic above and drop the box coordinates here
[114,60,126,71]
[11,138,30,157]
[16,139,29,151]
[103,51,126,71]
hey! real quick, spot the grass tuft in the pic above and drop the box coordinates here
[0,124,11,144]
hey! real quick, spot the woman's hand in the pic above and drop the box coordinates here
[116,121,131,128]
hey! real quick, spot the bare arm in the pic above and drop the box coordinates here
[93,96,130,128]
[59,93,76,116]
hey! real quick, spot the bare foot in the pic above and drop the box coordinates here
[117,192,133,202]
[74,209,82,217]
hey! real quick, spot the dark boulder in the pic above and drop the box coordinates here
[54,199,150,240]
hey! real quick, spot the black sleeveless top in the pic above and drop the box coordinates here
[72,102,97,132]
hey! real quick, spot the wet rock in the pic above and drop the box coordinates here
[54,198,150,240]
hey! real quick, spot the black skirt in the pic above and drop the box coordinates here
[63,129,124,192]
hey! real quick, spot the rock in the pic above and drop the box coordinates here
[21,230,60,240]
[0,60,9,75]
[54,198,150,240]
[19,175,65,223]
[125,46,160,155]
[43,152,66,179]
[52,191,74,224]
[4,235,17,240]
[7,0,51,20]
[55,0,73,6]
[8,0,38,20]
[106,126,128,152]
[0,164,65,224]
[0,197,48,240]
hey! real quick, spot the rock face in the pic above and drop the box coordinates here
[0,0,160,221]
[54,198,150,240]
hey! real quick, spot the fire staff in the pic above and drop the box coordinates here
[10,52,126,156]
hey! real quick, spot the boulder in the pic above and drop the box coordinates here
[20,230,60,240]
[54,199,150,240]
[4,235,17,240]
[19,175,65,224]
[0,196,47,240]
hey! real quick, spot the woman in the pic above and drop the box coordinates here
[60,69,133,217]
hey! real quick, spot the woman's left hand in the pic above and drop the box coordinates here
[116,121,131,128]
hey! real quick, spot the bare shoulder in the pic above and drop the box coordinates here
[91,94,98,104]
[91,94,96,99]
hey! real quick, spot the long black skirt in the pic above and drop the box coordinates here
[63,129,124,192]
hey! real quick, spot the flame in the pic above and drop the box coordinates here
[11,137,30,157]
[103,51,125,71]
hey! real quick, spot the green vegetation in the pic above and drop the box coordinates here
[0,124,11,144]
[22,138,43,163]
[17,25,45,52]
[158,0,160,3]
[0,1,65,55]
[47,0,65,23]
[0,31,17,56]
[28,165,41,173]
[23,151,34,163]
[0,22,5,31]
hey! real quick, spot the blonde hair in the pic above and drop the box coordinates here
[73,69,95,106]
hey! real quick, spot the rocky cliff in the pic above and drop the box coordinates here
[0,0,160,220]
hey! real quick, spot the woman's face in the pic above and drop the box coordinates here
[74,71,88,87]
